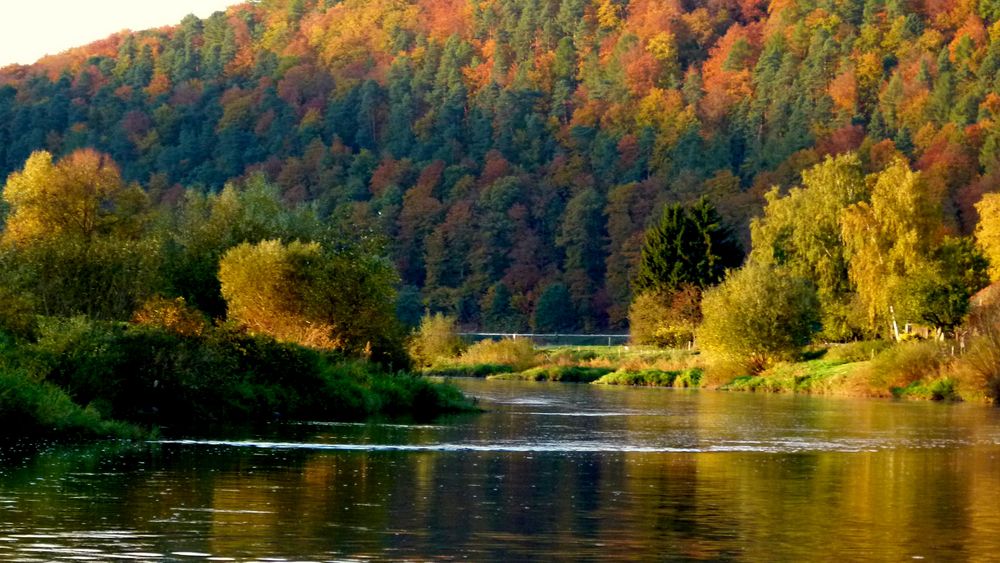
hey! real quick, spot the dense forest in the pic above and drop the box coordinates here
[3,0,1000,331]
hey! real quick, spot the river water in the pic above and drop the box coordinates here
[2,379,1000,561]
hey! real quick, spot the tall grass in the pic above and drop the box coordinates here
[443,338,540,373]
[849,340,947,397]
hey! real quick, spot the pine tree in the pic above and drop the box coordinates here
[634,198,742,294]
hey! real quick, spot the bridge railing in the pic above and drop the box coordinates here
[457,332,631,347]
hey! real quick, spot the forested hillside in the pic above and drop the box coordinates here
[3,0,1000,330]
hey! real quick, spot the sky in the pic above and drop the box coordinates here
[0,1,237,67]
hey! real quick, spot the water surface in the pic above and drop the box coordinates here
[2,380,1000,561]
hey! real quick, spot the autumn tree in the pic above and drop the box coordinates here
[219,239,407,366]
[749,153,867,339]
[2,149,146,245]
[975,193,1000,282]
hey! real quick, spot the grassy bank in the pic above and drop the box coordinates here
[717,340,977,401]
[419,334,986,402]
[423,338,705,388]
[0,319,475,441]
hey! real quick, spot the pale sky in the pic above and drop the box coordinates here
[0,1,238,67]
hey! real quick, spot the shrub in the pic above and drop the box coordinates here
[593,367,703,387]
[629,286,700,348]
[457,338,539,372]
[28,319,473,428]
[950,300,1000,401]
[852,340,945,396]
[219,239,408,367]
[0,368,142,440]
[132,296,208,336]
[699,263,820,374]
[494,366,614,382]
[408,313,466,367]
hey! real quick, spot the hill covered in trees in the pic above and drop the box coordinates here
[3,0,1000,330]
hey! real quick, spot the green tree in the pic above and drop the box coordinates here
[750,153,867,339]
[698,263,821,374]
[533,283,576,332]
[634,197,741,294]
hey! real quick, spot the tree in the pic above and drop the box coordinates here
[634,197,742,294]
[975,193,1000,282]
[1,150,156,320]
[219,239,407,366]
[841,158,944,337]
[698,263,821,374]
[533,283,576,333]
[2,149,146,245]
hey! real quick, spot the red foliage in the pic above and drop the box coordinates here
[479,151,512,187]
[815,125,865,157]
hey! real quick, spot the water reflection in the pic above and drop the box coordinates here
[1,380,999,560]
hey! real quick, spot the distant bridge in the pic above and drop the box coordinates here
[457,332,630,346]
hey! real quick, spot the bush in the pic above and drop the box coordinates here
[0,368,142,440]
[423,363,516,377]
[950,300,1000,401]
[27,319,473,428]
[629,287,700,348]
[699,263,820,374]
[132,296,208,336]
[825,340,892,363]
[594,369,678,386]
[456,338,539,372]
[853,340,946,396]
[408,313,466,367]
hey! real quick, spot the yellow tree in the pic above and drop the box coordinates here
[2,149,147,245]
[841,158,943,337]
[749,153,866,339]
[975,193,1000,282]
[1,150,155,319]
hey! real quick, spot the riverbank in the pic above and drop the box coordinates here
[0,319,476,442]
[422,339,993,402]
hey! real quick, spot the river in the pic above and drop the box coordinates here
[2,379,1000,561]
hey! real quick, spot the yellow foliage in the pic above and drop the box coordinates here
[975,193,1000,282]
[2,149,147,246]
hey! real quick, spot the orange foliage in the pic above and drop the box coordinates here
[621,45,661,97]
[480,151,512,187]
[828,68,857,114]
[699,24,760,123]
[370,158,410,198]
[418,0,473,41]
[624,0,682,41]
[145,72,171,98]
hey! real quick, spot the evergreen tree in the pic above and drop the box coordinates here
[634,198,742,294]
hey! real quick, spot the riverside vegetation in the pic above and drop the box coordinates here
[0,151,473,442]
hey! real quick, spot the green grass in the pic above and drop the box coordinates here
[592,367,703,387]
[488,366,615,383]
[721,359,859,394]
[422,363,516,378]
